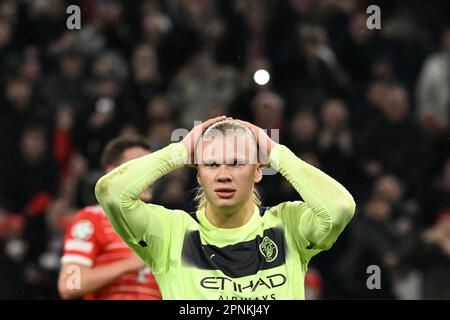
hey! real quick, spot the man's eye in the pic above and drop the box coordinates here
[205,162,218,167]
[230,160,244,166]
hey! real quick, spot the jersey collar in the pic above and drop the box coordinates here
[196,205,262,244]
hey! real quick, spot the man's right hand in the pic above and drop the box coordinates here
[181,115,231,166]
[120,253,147,274]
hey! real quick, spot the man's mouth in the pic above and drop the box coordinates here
[214,188,236,199]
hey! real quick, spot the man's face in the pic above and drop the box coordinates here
[120,146,149,164]
[196,134,262,210]
[385,88,408,122]
[21,129,46,164]
[107,146,152,202]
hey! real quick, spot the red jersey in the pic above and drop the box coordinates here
[61,205,162,300]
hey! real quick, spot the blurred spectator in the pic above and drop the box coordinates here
[423,158,450,226]
[0,77,36,167]
[317,99,354,186]
[339,12,382,90]
[363,85,428,190]
[370,56,395,83]
[251,90,284,130]
[205,103,229,120]
[380,14,429,92]
[17,47,42,86]
[26,0,67,47]
[236,0,269,61]
[91,50,128,82]
[141,2,172,47]
[146,95,174,127]
[53,103,75,166]
[0,212,26,299]
[168,52,238,127]
[4,124,58,213]
[304,267,323,300]
[42,51,87,110]
[153,168,193,212]
[373,174,418,229]
[363,80,391,122]
[58,152,89,209]
[416,28,450,133]
[146,119,177,151]
[0,18,15,80]
[285,110,318,154]
[91,0,132,54]
[337,196,403,299]
[77,76,125,168]
[274,22,350,109]
[127,43,162,116]
[402,211,450,299]
[0,125,60,299]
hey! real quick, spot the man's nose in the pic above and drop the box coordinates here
[216,164,232,182]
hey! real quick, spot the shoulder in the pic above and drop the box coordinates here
[144,203,197,227]
[264,201,307,216]
[71,206,104,228]
[422,53,447,72]
[82,205,105,216]
[73,205,104,219]
[259,202,308,228]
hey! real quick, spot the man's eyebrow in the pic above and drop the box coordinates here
[225,157,246,163]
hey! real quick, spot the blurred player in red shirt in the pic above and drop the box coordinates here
[58,137,162,300]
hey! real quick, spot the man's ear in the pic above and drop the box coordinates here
[197,169,203,186]
[254,165,263,184]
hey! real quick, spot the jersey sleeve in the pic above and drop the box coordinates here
[128,204,189,274]
[94,143,188,274]
[269,144,356,262]
[61,209,102,267]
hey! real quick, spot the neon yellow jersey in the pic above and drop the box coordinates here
[95,143,355,300]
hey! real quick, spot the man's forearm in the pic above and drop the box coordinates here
[59,260,136,299]
[269,144,356,246]
[95,143,187,243]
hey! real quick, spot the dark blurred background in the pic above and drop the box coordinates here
[0,0,449,299]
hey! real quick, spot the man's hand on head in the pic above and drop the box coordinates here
[181,116,232,166]
[233,119,278,166]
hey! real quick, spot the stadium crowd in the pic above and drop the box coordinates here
[0,0,449,299]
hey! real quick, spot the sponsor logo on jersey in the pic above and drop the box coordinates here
[200,273,287,293]
[259,236,278,263]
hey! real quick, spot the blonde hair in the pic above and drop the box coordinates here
[195,119,261,211]
[203,119,255,139]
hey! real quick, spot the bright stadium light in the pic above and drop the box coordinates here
[253,69,270,85]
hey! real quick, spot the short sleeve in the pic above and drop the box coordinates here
[61,210,102,267]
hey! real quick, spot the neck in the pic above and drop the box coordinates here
[205,198,255,229]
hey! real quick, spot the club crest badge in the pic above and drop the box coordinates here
[259,236,278,263]
[72,220,94,240]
